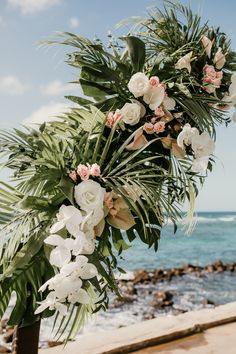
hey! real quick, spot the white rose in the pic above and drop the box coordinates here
[128,72,150,98]
[74,180,105,212]
[121,102,142,126]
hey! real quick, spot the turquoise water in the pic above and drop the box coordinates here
[120,211,236,270]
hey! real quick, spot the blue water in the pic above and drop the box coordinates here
[120,211,236,270]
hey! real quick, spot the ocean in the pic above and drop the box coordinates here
[39,211,236,344]
[120,211,236,270]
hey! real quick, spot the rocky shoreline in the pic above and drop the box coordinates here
[1,260,236,352]
[112,260,236,315]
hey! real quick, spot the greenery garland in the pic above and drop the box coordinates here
[0,0,235,342]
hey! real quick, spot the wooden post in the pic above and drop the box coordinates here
[12,321,41,354]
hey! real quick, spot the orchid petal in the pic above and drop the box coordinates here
[50,221,65,234]
[80,263,98,280]
[44,234,65,247]
[50,246,71,268]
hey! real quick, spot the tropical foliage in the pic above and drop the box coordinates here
[0,0,235,342]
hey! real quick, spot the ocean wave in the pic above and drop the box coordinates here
[196,216,236,223]
[165,215,236,226]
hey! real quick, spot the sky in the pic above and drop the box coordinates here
[0,0,235,211]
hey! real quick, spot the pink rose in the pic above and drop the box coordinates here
[154,121,165,133]
[106,112,114,128]
[143,123,155,134]
[154,106,165,117]
[77,164,90,181]
[69,170,77,182]
[149,76,160,87]
[202,65,223,92]
[106,110,123,128]
[90,163,101,177]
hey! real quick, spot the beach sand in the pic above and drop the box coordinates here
[39,301,236,354]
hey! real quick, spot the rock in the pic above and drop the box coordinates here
[205,265,215,273]
[3,327,14,343]
[120,281,137,296]
[152,269,164,282]
[133,269,150,284]
[111,296,135,308]
[202,298,215,306]
[47,341,63,348]
[143,313,156,320]
[150,291,174,309]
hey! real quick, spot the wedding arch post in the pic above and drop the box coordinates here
[12,321,41,354]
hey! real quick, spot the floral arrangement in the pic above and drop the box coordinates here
[0,0,235,343]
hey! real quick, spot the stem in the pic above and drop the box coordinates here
[12,321,41,354]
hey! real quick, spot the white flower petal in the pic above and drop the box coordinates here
[80,263,98,280]
[128,72,150,97]
[192,156,209,173]
[50,246,72,268]
[44,234,65,247]
[35,301,50,314]
[60,262,78,276]
[55,302,68,316]
[74,180,105,212]
[163,96,176,111]
[191,132,215,158]
[75,288,90,304]
[50,221,65,234]
[143,85,165,110]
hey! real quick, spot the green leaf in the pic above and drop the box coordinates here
[121,36,146,71]
[58,176,74,205]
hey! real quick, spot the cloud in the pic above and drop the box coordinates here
[0,76,30,95]
[23,101,71,127]
[7,0,62,15]
[69,17,80,29]
[40,80,78,97]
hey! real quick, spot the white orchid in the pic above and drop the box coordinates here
[143,84,165,110]
[191,132,215,158]
[44,234,74,267]
[177,123,199,149]
[191,156,210,173]
[175,51,193,73]
[60,255,98,280]
[72,229,95,255]
[67,288,90,304]
[39,273,66,293]
[35,292,67,316]
[50,205,83,237]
